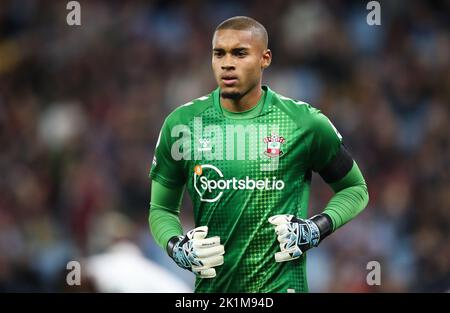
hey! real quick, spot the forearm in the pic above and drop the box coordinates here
[322,161,369,231]
[149,205,183,250]
[149,180,184,250]
[149,180,225,278]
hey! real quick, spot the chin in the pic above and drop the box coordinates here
[218,84,235,92]
[220,90,242,100]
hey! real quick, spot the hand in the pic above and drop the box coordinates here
[268,214,321,262]
[167,226,225,278]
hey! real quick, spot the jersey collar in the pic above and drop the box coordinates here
[213,85,274,119]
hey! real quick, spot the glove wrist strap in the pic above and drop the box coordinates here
[311,213,333,244]
[166,236,181,257]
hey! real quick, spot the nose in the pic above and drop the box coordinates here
[221,65,235,71]
[221,54,235,71]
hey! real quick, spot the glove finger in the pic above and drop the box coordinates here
[204,254,224,268]
[195,245,225,258]
[193,267,216,278]
[274,247,302,262]
[268,215,285,226]
[190,226,208,240]
[275,251,295,262]
[277,232,290,243]
[193,236,220,248]
[194,255,224,269]
[275,224,288,235]
[268,215,293,226]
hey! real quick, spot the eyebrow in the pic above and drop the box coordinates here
[213,47,249,53]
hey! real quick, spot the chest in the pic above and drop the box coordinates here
[179,117,310,190]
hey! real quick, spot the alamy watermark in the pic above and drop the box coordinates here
[167,117,283,171]
[366,1,381,26]
[366,261,381,286]
[66,1,81,26]
[66,260,81,286]
[158,116,341,169]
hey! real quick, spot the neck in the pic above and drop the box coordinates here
[221,84,263,113]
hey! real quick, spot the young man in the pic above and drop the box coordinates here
[149,16,369,293]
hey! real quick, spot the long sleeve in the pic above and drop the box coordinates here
[149,180,184,250]
[322,161,369,231]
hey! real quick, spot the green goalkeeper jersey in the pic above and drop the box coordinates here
[150,86,343,293]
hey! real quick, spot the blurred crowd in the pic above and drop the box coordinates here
[0,0,448,292]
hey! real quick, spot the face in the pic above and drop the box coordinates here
[212,29,271,99]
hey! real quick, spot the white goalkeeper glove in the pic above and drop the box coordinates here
[268,214,332,262]
[167,226,224,278]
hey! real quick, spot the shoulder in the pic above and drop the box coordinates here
[270,89,324,129]
[164,92,215,127]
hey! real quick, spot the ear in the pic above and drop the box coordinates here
[261,49,272,69]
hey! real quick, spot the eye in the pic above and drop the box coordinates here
[235,51,247,57]
[213,51,224,58]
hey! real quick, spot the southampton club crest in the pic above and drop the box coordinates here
[264,134,285,158]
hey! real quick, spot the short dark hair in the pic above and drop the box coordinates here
[215,16,268,49]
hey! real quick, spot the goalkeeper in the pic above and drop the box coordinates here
[149,16,369,292]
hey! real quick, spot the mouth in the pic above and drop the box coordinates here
[221,75,238,86]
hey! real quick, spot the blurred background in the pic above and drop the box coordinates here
[0,0,449,292]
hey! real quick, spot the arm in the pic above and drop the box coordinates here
[149,180,184,250]
[149,180,225,278]
[150,180,226,277]
[149,116,225,278]
[269,146,369,262]
[269,109,369,262]
[323,160,369,232]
